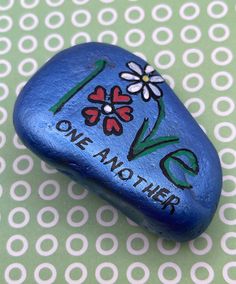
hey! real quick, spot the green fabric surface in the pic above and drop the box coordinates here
[0,0,236,283]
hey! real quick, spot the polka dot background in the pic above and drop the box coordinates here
[0,0,235,283]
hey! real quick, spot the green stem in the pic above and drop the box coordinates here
[128,96,179,160]
[49,59,107,114]
[143,97,165,142]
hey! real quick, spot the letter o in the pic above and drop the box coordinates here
[56,120,72,132]
[117,168,133,181]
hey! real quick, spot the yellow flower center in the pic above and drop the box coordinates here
[142,75,149,82]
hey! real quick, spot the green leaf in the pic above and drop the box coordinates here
[135,118,150,143]
[127,98,180,160]
[128,135,179,160]
[160,149,199,189]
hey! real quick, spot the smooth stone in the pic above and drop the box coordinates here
[13,43,222,241]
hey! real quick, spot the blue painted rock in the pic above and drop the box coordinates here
[13,43,222,241]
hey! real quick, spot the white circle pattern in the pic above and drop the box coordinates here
[45,12,65,29]
[124,6,145,24]
[71,10,91,27]
[12,155,34,175]
[127,262,150,284]
[96,205,118,226]
[46,0,65,7]
[154,50,176,69]
[97,30,118,45]
[0,107,8,125]
[18,58,38,77]
[0,37,12,55]
[5,263,27,284]
[219,203,236,225]
[44,34,64,52]
[67,181,88,200]
[67,206,89,227]
[7,235,29,257]
[35,234,58,256]
[34,263,57,284]
[10,181,31,201]
[96,233,118,256]
[65,263,88,284]
[97,8,118,26]
[0,60,12,77]
[152,27,173,46]
[0,0,14,11]
[38,180,60,200]
[223,262,236,284]
[221,232,236,255]
[180,25,202,43]
[179,3,200,20]
[71,32,91,45]
[211,47,233,66]
[0,131,6,148]
[190,262,214,284]
[182,74,204,93]
[95,262,118,284]
[19,14,39,31]
[222,176,236,197]
[13,134,26,149]
[18,36,38,54]
[152,4,172,22]
[37,207,59,228]
[125,29,145,47]
[0,15,13,32]
[20,0,40,9]
[126,233,149,255]
[214,122,236,143]
[182,49,204,68]
[66,233,88,256]
[211,71,233,91]
[212,96,235,116]
[157,238,180,255]
[219,149,236,169]
[207,1,228,19]
[8,207,30,228]
[158,262,182,284]
[15,82,27,97]
[208,23,230,42]
[0,83,9,101]
[184,98,205,117]
[40,161,58,174]
[189,233,213,255]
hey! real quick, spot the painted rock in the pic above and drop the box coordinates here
[13,43,222,241]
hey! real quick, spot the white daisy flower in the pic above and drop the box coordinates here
[119,61,164,101]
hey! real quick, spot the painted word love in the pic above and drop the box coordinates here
[50,59,199,190]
